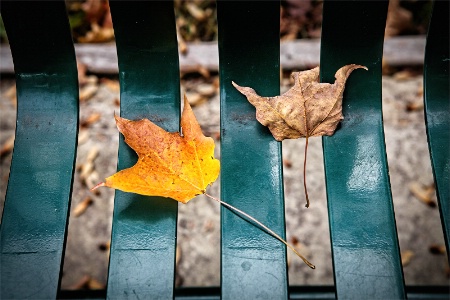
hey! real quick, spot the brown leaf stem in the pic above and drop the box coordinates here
[304,136,310,208]
[91,182,106,191]
[204,193,315,269]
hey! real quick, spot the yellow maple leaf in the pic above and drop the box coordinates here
[93,96,220,203]
[93,95,314,269]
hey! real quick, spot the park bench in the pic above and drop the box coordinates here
[1,0,448,299]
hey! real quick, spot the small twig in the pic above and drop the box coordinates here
[204,193,315,269]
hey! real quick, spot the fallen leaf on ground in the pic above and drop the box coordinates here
[196,83,216,97]
[409,181,436,207]
[0,135,15,158]
[79,161,94,183]
[81,0,109,24]
[406,101,424,112]
[185,91,207,107]
[98,241,110,259]
[393,69,418,81]
[3,84,17,106]
[79,84,99,102]
[177,27,188,55]
[429,244,446,255]
[73,196,94,217]
[78,23,114,43]
[283,159,293,169]
[100,78,120,92]
[86,147,99,162]
[77,62,88,85]
[186,2,207,21]
[78,129,90,145]
[416,86,424,97]
[401,250,414,267]
[81,112,102,128]
[79,147,99,187]
[198,66,211,79]
[78,66,98,87]
[233,64,367,207]
[70,275,104,290]
[385,0,413,37]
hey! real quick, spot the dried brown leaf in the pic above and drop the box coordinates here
[385,0,413,37]
[81,113,102,128]
[70,275,91,290]
[196,83,216,97]
[0,135,15,158]
[100,78,120,92]
[79,84,99,102]
[233,65,367,207]
[406,101,424,112]
[77,62,88,86]
[79,147,99,187]
[283,159,293,169]
[176,25,189,55]
[197,66,211,79]
[409,181,436,207]
[98,241,110,252]
[87,277,105,290]
[185,92,207,107]
[78,23,114,43]
[401,250,414,267]
[69,274,105,290]
[80,161,94,182]
[3,84,17,107]
[429,244,446,255]
[186,2,207,21]
[233,64,367,141]
[73,196,93,217]
[78,129,90,145]
[86,147,99,162]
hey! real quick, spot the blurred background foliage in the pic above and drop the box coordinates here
[0,0,432,44]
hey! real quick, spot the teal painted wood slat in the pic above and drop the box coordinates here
[107,1,180,299]
[423,0,450,258]
[217,1,288,299]
[320,1,406,299]
[0,1,78,299]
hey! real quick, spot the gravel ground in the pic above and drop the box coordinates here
[0,74,448,290]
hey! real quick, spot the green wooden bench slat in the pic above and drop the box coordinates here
[107,1,180,299]
[320,1,406,299]
[0,1,78,299]
[423,0,450,257]
[217,1,288,299]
